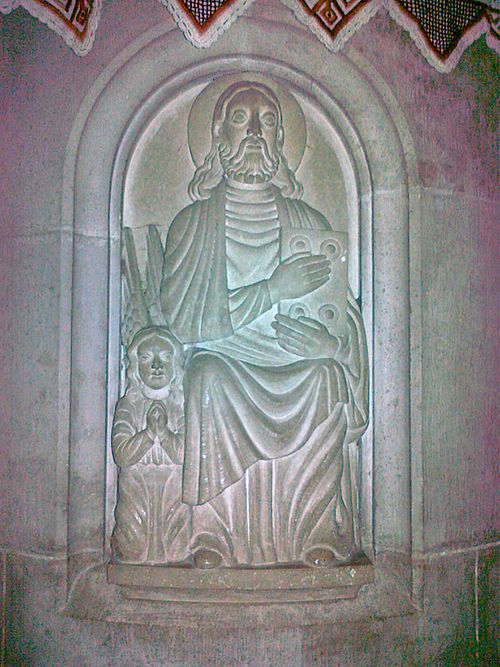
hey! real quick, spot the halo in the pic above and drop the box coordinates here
[187,73,307,171]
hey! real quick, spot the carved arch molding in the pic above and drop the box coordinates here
[62,19,421,626]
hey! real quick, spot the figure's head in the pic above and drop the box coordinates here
[217,85,281,185]
[188,81,302,200]
[126,326,184,398]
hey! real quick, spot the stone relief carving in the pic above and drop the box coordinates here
[111,326,191,564]
[112,78,369,570]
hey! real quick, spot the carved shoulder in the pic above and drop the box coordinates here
[279,194,332,231]
[165,201,202,254]
[112,393,140,434]
[302,200,331,230]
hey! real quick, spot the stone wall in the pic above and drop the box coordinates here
[1,1,497,664]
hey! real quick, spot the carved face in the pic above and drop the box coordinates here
[219,88,280,184]
[137,338,175,390]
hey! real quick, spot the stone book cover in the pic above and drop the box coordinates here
[278,228,349,336]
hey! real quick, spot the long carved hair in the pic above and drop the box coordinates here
[125,326,184,431]
[188,81,303,201]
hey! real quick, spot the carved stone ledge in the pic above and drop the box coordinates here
[107,558,374,603]
[64,554,414,627]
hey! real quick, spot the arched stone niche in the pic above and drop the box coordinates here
[63,20,421,626]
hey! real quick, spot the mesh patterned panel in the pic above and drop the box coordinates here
[181,0,232,25]
[400,0,484,56]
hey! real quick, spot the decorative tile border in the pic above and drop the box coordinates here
[158,0,256,47]
[1,3,498,81]
[0,0,101,55]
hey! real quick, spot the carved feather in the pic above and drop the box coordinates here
[122,226,151,349]
[144,224,166,325]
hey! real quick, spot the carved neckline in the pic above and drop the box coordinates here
[224,176,274,192]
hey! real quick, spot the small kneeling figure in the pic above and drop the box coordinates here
[111,326,191,564]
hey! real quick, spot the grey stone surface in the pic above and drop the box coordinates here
[372,188,411,555]
[7,549,494,665]
[0,551,5,665]
[421,192,498,551]
[2,553,381,666]
[301,617,423,667]
[1,0,498,662]
[0,232,63,554]
[478,546,499,664]
[107,560,373,602]
[422,551,478,665]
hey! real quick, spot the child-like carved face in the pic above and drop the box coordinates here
[137,338,175,390]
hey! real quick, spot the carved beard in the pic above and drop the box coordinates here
[219,135,279,184]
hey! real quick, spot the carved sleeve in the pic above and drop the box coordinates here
[112,398,154,467]
[228,280,273,330]
[159,429,184,465]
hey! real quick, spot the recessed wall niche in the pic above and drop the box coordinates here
[64,23,419,626]
[108,71,368,587]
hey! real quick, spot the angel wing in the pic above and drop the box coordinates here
[144,225,166,326]
[122,227,151,349]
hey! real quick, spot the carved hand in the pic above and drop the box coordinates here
[146,401,168,439]
[272,314,343,359]
[267,252,331,303]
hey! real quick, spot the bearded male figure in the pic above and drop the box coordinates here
[160,81,368,568]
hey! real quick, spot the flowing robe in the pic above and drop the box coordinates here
[161,182,368,564]
[111,388,191,563]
